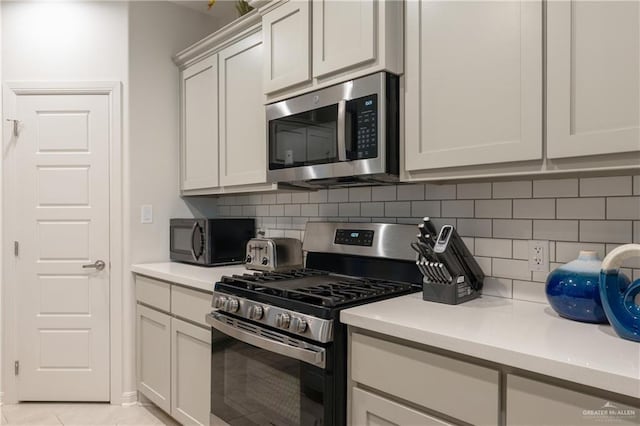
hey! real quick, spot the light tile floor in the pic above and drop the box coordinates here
[0,403,179,426]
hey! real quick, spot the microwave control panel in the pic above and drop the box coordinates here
[352,95,378,159]
[334,229,374,246]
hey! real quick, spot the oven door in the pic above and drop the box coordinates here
[206,312,330,426]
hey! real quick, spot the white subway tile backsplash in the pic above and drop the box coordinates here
[483,277,513,298]
[397,184,425,200]
[580,176,632,197]
[513,199,555,219]
[533,178,578,198]
[442,200,474,218]
[425,183,456,200]
[557,198,605,219]
[580,220,632,243]
[475,200,511,218]
[276,193,292,204]
[533,220,579,242]
[385,201,410,217]
[269,205,284,217]
[339,203,360,217]
[513,281,547,304]
[348,187,372,202]
[411,201,440,218]
[308,189,328,203]
[285,204,301,216]
[492,258,531,280]
[301,204,319,217]
[607,197,640,220]
[513,240,529,260]
[475,256,492,275]
[319,203,338,217]
[475,238,512,258]
[361,202,384,217]
[215,174,638,304]
[328,188,349,202]
[457,182,491,199]
[372,186,396,201]
[291,192,309,204]
[493,181,532,199]
[555,242,605,263]
[457,219,491,237]
[493,219,532,239]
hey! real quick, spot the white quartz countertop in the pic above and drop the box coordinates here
[131,262,248,293]
[341,293,640,399]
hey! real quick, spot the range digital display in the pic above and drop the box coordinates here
[334,229,374,246]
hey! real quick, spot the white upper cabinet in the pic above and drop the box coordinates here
[547,1,640,158]
[263,0,311,94]
[405,0,543,172]
[312,0,375,78]
[219,31,267,186]
[181,55,219,191]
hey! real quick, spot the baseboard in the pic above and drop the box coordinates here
[121,391,138,407]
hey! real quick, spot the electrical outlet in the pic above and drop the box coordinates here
[141,204,153,224]
[528,240,549,272]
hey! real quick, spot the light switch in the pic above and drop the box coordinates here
[141,205,153,224]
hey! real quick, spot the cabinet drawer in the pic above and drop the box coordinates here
[351,333,499,425]
[136,275,170,312]
[171,285,211,327]
[507,374,640,425]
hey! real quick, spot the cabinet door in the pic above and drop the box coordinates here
[219,31,266,186]
[137,304,171,413]
[181,54,219,191]
[170,318,212,426]
[507,375,640,425]
[547,1,640,158]
[263,0,311,94]
[312,0,376,78]
[352,387,454,426]
[405,0,542,171]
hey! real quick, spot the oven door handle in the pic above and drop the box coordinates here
[206,313,326,369]
[337,99,347,162]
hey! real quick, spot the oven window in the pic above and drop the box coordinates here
[269,104,338,170]
[211,329,326,426]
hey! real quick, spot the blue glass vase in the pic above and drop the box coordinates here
[600,244,640,342]
[546,251,629,323]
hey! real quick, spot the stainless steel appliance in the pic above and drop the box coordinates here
[207,222,422,426]
[169,218,254,266]
[266,72,399,188]
[245,237,303,272]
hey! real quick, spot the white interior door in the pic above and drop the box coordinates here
[13,92,111,401]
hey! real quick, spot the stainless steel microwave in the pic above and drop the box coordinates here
[266,72,399,188]
[169,218,255,266]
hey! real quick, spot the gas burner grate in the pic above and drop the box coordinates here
[220,269,414,307]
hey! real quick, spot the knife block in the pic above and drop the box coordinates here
[422,276,480,305]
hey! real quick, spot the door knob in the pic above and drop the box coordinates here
[82,260,106,271]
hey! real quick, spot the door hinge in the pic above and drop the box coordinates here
[14,241,19,257]
[14,360,19,375]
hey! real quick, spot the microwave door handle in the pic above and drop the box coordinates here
[206,313,326,369]
[337,99,347,161]
[190,221,199,261]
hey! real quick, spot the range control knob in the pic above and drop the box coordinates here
[292,317,308,333]
[275,313,291,329]
[245,255,252,263]
[213,296,227,310]
[248,305,264,320]
[226,298,240,313]
[261,256,269,265]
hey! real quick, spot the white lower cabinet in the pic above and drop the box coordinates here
[352,387,454,426]
[137,304,171,413]
[507,375,639,426]
[171,318,212,426]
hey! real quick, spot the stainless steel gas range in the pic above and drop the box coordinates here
[206,222,422,426]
